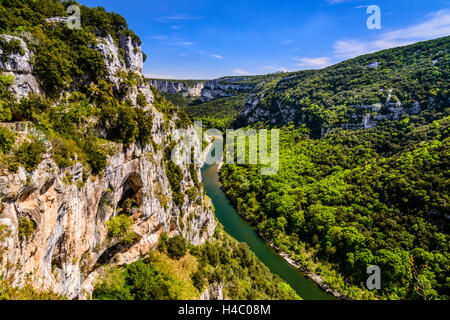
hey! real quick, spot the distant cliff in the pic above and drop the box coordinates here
[148,78,251,102]
[150,37,449,138]
[235,36,450,136]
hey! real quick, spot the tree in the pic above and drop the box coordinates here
[0,126,15,153]
[167,235,187,260]
[106,214,136,245]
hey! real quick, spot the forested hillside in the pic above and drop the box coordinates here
[217,38,450,300]
[161,37,449,137]
[236,36,450,136]
[159,36,450,300]
[221,116,449,299]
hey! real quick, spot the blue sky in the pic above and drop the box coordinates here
[79,0,450,79]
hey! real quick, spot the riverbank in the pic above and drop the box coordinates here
[201,163,333,299]
[213,164,348,300]
[261,234,348,300]
[200,136,343,299]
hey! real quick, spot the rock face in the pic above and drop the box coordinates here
[0,29,214,299]
[94,33,153,107]
[199,79,250,102]
[118,33,143,74]
[238,85,427,136]
[0,35,41,99]
[93,34,123,86]
[148,80,205,97]
[0,31,152,106]
[0,114,215,299]
[148,78,250,102]
[200,283,224,300]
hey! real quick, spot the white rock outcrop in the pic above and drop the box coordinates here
[0,35,41,99]
[118,33,143,74]
[200,283,224,300]
[148,78,251,103]
[94,33,153,107]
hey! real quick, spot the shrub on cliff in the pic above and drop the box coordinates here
[18,217,36,238]
[15,94,52,121]
[167,235,187,260]
[50,136,75,168]
[81,138,108,175]
[125,260,182,300]
[0,277,65,300]
[14,138,46,172]
[93,258,185,300]
[0,74,14,122]
[33,39,73,98]
[106,214,136,245]
[0,36,25,59]
[91,267,133,300]
[0,126,15,153]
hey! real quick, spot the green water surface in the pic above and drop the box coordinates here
[201,163,335,300]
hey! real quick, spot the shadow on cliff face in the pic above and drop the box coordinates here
[92,173,145,269]
[117,173,143,217]
[96,173,144,224]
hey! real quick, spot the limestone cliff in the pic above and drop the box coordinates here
[239,88,426,136]
[0,26,215,299]
[148,78,251,103]
[0,35,41,99]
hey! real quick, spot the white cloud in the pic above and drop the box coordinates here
[155,14,202,22]
[379,10,450,42]
[293,57,332,68]
[326,0,354,4]
[333,9,450,58]
[149,35,168,40]
[280,40,294,45]
[233,69,250,75]
[162,40,197,46]
[150,35,197,47]
[171,25,181,30]
[211,54,224,59]
[178,41,196,46]
[333,40,371,58]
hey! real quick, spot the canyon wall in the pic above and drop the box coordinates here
[0,26,215,299]
[148,78,251,102]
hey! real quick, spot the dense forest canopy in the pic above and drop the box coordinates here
[157,35,450,300]
[213,37,450,300]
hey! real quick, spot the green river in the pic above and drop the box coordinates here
[201,163,335,300]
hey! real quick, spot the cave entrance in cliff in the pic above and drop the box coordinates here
[117,173,143,217]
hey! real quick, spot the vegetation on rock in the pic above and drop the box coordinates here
[106,214,136,245]
[94,228,300,300]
